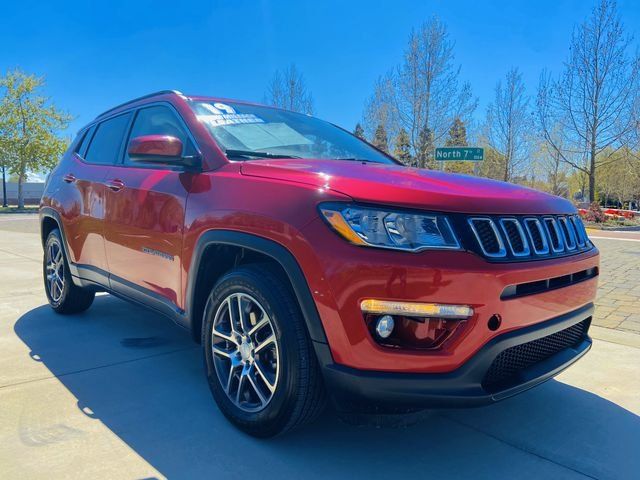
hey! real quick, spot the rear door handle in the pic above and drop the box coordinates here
[106,179,125,192]
[63,173,76,183]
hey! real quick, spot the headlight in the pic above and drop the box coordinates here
[319,203,460,252]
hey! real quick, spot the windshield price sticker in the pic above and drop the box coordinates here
[197,102,265,127]
[198,113,265,127]
[202,102,237,115]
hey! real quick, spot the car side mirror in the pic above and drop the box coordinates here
[127,135,201,170]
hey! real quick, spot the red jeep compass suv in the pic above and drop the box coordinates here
[40,90,599,437]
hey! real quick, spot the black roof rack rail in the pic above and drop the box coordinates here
[95,90,183,119]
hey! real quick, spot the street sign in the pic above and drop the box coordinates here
[435,147,484,161]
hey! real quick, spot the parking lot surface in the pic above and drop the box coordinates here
[1,215,639,479]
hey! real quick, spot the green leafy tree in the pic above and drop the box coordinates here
[477,145,506,180]
[568,169,590,202]
[353,123,365,140]
[372,123,389,153]
[393,128,412,165]
[596,147,640,207]
[416,125,434,168]
[0,69,70,207]
[445,118,468,147]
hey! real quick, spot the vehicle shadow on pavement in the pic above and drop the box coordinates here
[14,295,640,479]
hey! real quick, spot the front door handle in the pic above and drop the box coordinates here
[106,179,125,192]
[63,173,76,183]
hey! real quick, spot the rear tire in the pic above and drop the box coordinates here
[43,228,95,314]
[203,264,326,437]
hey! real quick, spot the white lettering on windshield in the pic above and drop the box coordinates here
[197,113,265,127]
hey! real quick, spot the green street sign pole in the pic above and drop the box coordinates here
[435,147,484,162]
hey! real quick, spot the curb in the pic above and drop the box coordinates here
[585,225,640,232]
[590,325,640,348]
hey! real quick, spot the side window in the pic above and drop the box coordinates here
[84,113,132,165]
[124,105,195,165]
[74,125,96,159]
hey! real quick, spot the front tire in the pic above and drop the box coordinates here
[43,228,95,314]
[203,265,326,437]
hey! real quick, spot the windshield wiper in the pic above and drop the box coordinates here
[225,149,301,159]
[332,158,375,163]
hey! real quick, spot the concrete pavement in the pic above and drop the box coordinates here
[1,215,639,479]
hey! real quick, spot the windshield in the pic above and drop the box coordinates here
[189,101,396,164]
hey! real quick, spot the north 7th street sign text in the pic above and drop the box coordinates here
[435,147,484,161]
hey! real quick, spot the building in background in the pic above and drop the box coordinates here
[4,182,44,205]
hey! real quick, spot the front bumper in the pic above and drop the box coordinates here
[315,304,593,410]
[300,216,599,373]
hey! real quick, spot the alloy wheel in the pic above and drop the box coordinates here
[46,241,65,303]
[211,293,280,412]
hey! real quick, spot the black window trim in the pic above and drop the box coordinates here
[77,111,134,166]
[73,124,97,162]
[72,101,200,169]
[72,128,88,156]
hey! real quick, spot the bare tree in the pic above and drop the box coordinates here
[546,147,568,197]
[485,68,532,182]
[363,73,397,140]
[536,134,570,196]
[364,17,477,168]
[537,0,640,201]
[264,64,314,114]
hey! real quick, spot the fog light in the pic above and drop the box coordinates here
[375,315,395,339]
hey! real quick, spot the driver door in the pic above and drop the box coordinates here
[103,104,197,311]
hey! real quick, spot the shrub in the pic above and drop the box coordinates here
[580,202,607,223]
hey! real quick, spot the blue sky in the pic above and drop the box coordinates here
[2,0,639,138]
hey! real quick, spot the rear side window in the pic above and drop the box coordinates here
[84,113,132,165]
[124,105,195,165]
[74,125,96,159]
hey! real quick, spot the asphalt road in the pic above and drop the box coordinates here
[1,214,639,479]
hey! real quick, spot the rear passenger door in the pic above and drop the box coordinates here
[103,104,196,311]
[59,113,131,278]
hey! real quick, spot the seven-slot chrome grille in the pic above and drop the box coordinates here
[467,214,591,261]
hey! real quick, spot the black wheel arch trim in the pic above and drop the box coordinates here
[186,229,329,346]
[40,207,81,278]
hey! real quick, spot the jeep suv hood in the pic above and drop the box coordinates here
[240,159,575,215]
